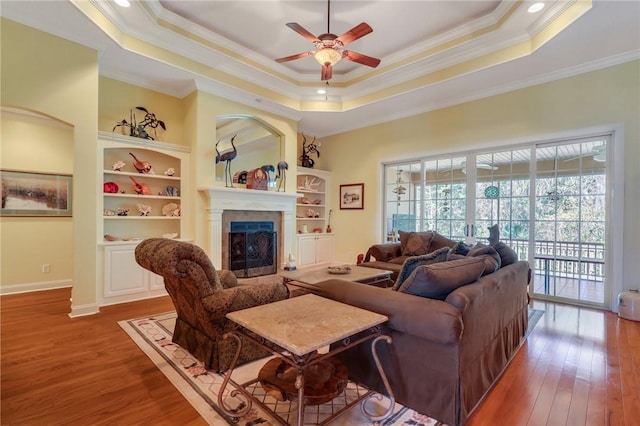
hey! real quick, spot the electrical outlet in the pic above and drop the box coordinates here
[42,264,50,273]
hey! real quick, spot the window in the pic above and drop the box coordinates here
[382,135,611,308]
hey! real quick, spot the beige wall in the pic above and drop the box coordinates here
[1,18,99,312]
[322,60,639,295]
[0,112,74,288]
[98,77,185,145]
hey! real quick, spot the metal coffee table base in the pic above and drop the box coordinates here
[218,328,395,426]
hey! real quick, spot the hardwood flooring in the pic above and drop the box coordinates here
[2,289,639,425]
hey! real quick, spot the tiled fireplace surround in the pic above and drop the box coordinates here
[199,187,300,272]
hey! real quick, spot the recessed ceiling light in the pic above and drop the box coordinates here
[317,89,327,95]
[114,0,130,7]
[528,2,544,13]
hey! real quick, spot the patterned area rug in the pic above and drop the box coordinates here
[119,309,543,426]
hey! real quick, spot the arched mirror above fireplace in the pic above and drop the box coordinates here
[215,115,282,188]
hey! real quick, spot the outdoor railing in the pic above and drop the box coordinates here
[508,239,605,290]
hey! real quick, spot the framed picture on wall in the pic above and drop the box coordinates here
[1,169,73,217]
[340,183,364,210]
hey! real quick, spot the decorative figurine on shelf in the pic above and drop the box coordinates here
[261,165,275,185]
[165,185,178,197]
[298,176,321,192]
[129,152,152,173]
[112,106,166,140]
[116,208,129,216]
[137,204,151,216]
[162,203,181,217]
[164,168,175,176]
[276,161,288,192]
[216,135,238,187]
[103,182,119,193]
[306,208,319,218]
[298,133,320,168]
[112,160,125,171]
[129,176,152,195]
[326,209,332,233]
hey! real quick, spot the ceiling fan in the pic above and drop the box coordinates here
[275,0,381,81]
[563,144,606,162]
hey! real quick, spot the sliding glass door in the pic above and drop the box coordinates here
[382,136,610,307]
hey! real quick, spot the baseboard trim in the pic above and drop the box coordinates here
[0,279,72,296]
[69,303,100,318]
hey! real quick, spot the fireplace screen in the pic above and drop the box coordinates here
[228,222,277,278]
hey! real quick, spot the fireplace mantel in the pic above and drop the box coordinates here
[198,186,300,269]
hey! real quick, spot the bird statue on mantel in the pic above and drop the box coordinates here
[218,135,237,187]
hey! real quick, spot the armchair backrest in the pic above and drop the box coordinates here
[135,238,223,305]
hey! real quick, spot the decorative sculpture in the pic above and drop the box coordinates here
[299,133,320,168]
[113,106,166,140]
[103,182,119,193]
[217,135,238,187]
[137,204,151,216]
[164,168,175,176]
[261,164,275,185]
[129,176,152,195]
[129,152,152,173]
[276,161,288,192]
[112,160,125,171]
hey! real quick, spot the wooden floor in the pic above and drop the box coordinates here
[1,289,639,426]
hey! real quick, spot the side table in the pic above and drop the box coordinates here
[218,294,395,425]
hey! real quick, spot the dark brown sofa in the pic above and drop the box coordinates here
[309,254,530,425]
[360,231,457,280]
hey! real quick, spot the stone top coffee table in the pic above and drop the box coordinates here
[219,294,395,425]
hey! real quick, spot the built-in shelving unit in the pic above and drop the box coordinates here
[296,167,333,267]
[97,131,191,305]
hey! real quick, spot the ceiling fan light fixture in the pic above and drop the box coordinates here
[314,48,342,67]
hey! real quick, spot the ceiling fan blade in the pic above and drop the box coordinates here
[275,51,313,63]
[285,23,320,43]
[344,51,381,68]
[477,164,498,170]
[336,22,373,45]
[321,64,333,81]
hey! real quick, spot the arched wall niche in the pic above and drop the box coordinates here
[0,105,74,292]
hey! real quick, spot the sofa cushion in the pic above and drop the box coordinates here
[392,247,451,291]
[397,257,485,300]
[492,242,519,267]
[399,231,434,256]
[468,243,501,275]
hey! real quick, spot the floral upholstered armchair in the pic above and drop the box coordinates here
[135,238,290,372]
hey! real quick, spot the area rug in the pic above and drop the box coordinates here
[119,309,543,426]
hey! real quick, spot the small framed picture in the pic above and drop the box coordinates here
[340,183,364,210]
[1,169,73,217]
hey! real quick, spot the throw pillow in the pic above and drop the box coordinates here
[428,232,457,251]
[392,246,451,291]
[492,241,519,267]
[467,243,501,275]
[402,231,434,256]
[450,241,471,256]
[488,224,500,246]
[397,257,485,300]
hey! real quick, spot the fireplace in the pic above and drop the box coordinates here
[199,186,299,272]
[228,221,277,278]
